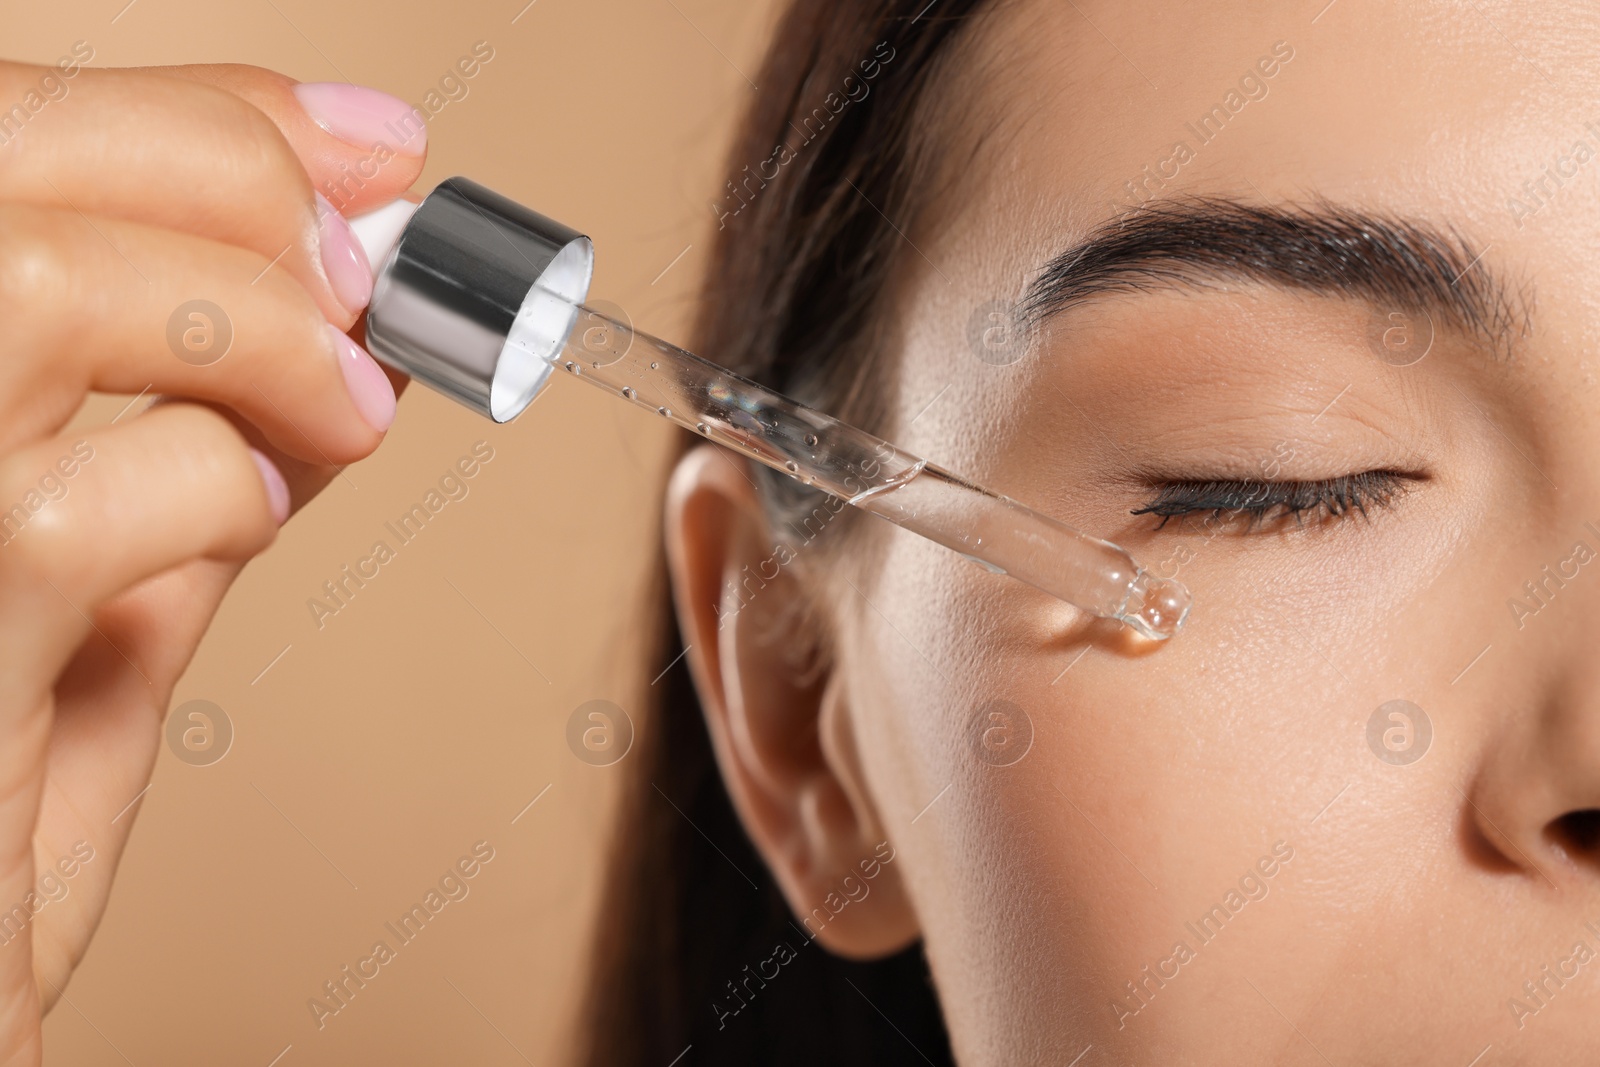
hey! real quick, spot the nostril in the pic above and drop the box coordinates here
[1547,810,1600,865]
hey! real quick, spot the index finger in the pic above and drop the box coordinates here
[155,64,427,216]
[0,61,426,328]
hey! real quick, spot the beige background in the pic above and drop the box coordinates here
[6,0,779,1062]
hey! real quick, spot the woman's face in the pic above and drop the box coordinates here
[811,0,1600,1062]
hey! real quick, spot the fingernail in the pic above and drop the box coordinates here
[249,449,291,525]
[292,82,427,157]
[329,324,397,433]
[316,193,373,316]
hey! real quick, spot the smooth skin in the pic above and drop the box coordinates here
[0,61,420,1064]
[668,1,1600,1064]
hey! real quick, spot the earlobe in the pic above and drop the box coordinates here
[663,444,920,959]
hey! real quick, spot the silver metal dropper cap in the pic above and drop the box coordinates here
[362,177,594,423]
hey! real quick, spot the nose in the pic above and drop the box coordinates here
[1464,622,1600,884]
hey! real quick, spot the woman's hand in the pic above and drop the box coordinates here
[0,59,426,1064]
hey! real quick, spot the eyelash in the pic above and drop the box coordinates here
[1131,470,1418,533]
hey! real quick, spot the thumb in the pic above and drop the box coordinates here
[153,64,428,215]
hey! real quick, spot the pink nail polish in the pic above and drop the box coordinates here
[292,82,427,157]
[250,449,291,525]
[329,324,397,433]
[316,193,373,316]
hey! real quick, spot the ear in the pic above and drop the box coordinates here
[663,444,919,959]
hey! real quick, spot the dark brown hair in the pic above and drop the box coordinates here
[580,2,991,1063]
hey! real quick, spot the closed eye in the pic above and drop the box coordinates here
[1131,470,1423,533]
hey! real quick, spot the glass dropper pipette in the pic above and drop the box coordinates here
[354,180,1191,640]
[545,301,1191,640]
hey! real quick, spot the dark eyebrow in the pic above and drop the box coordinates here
[1021,198,1530,357]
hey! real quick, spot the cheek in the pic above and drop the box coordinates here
[839,533,1212,983]
[835,494,1494,1049]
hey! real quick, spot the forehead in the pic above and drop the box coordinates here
[931,0,1597,220]
[887,0,1600,446]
